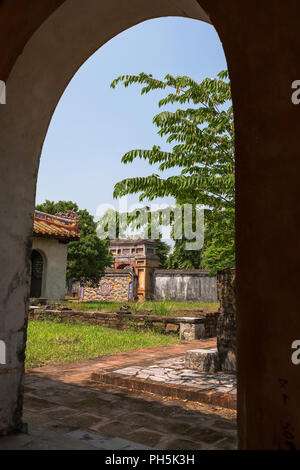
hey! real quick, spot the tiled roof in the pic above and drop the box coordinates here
[33,211,80,242]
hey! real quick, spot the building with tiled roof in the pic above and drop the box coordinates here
[80,238,160,302]
[31,211,80,300]
[33,210,80,241]
[80,238,218,303]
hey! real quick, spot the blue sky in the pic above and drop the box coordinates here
[36,16,227,219]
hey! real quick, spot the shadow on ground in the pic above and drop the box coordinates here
[19,373,237,450]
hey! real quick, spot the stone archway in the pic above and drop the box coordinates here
[1,0,300,450]
[0,0,213,439]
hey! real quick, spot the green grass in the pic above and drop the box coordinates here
[26,319,180,370]
[60,300,219,316]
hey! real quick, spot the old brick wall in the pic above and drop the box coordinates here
[217,269,236,373]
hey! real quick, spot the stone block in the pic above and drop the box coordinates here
[180,322,205,340]
[185,348,220,372]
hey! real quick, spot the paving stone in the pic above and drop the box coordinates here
[94,420,136,437]
[122,413,164,430]
[39,406,76,419]
[164,421,194,435]
[42,422,78,435]
[0,427,98,450]
[212,419,237,432]
[136,372,151,379]
[23,410,76,435]
[56,413,107,430]
[24,395,59,411]
[121,400,176,417]
[149,376,167,382]
[66,430,153,450]
[127,429,163,447]
[184,426,227,444]
[215,437,237,450]
[163,438,203,450]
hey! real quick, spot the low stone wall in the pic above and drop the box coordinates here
[29,308,219,339]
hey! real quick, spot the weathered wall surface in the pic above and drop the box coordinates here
[217,269,236,373]
[152,270,218,303]
[32,238,68,301]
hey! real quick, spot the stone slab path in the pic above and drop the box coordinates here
[116,355,236,393]
[3,339,237,450]
[90,341,236,410]
[103,355,237,409]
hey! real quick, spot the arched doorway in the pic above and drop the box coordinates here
[0,0,213,440]
[30,250,44,298]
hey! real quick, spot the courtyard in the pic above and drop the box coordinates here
[1,339,236,450]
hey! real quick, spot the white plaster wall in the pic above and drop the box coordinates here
[154,274,218,302]
[32,238,68,301]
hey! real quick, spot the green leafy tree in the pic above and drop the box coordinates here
[36,200,113,285]
[167,240,202,270]
[111,71,235,273]
[201,207,235,274]
[154,239,171,269]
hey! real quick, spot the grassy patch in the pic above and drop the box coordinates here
[60,300,219,316]
[26,319,180,370]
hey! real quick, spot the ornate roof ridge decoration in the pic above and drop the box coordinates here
[55,209,81,223]
[33,210,80,242]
